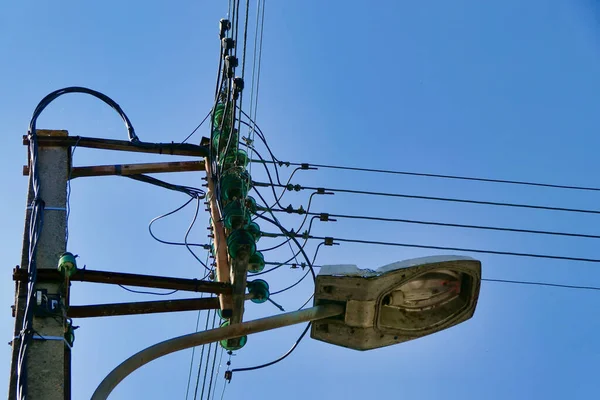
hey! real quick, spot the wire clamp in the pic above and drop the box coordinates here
[26,206,66,211]
[12,333,72,349]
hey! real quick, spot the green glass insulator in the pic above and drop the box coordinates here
[213,103,225,126]
[57,252,77,277]
[245,196,258,214]
[223,201,250,230]
[248,251,265,273]
[246,222,261,242]
[211,129,221,152]
[248,279,270,304]
[219,321,247,350]
[227,229,256,259]
[218,130,238,157]
[222,149,249,169]
[221,169,251,201]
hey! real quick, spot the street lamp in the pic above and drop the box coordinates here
[311,255,481,350]
[92,255,481,399]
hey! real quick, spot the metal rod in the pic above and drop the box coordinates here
[67,297,220,318]
[91,304,344,399]
[23,135,209,157]
[12,268,232,295]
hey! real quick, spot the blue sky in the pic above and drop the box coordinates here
[2,1,600,399]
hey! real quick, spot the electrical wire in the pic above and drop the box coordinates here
[199,309,219,400]
[271,242,325,296]
[231,239,320,376]
[248,147,288,210]
[270,233,600,264]
[148,198,210,248]
[182,109,213,144]
[250,190,314,277]
[205,311,221,399]
[210,347,225,400]
[238,116,282,185]
[482,278,600,291]
[66,136,82,248]
[230,323,311,376]
[245,0,264,180]
[185,198,211,271]
[270,210,600,240]
[249,0,265,155]
[117,285,178,296]
[127,174,206,199]
[252,160,600,193]
[186,251,211,400]
[30,86,137,142]
[257,182,600,216]
[193,308,214,400]
[185,294,206,400]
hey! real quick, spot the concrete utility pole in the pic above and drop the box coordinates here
[9,130,71,400]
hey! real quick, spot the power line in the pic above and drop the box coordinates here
[267,232,600,264]
[181,109,212,144]
[117,285,178,296]
[251,160,600,193]
[271,209,600,240]
[257,182,600,216]
[262,259,600,293]
[482,278,600,292]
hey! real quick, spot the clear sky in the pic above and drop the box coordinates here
[2,1,600,399]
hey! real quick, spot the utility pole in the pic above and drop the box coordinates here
[9,123,228,399]
[9,130,71,400]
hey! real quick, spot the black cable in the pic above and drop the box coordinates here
[254,188,320,252]
[241,0,250,81]
[258,191,321,253]
[238,116,282,184]
[30,86,137,142]
[271,210,600,240]
[482,278,600,291]
[181,109,212,144]
[271,242,325,296]
[148,199,210,248]
[264,261,322,268]
[210,347,225,400]
[117,285,178,296]
[127,174,206,199]
[185,198,211,271]
[272,233,600,264]
[230,323,311,375]
[205,309,220,400]
[252,210,316,282]
[193,309,214,400]
[252,160,600,193]
[258,182,600,216]
[199,309,218,400]
[258,216,317,252]
[249,147,287,210]
[185,294,205,400]
[250,190,314,277]
[66,136,82,248]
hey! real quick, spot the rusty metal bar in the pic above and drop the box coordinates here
[23,160,206,179]
[12,267,232,295]
[68,297,220,318]
[23,134,209,157]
